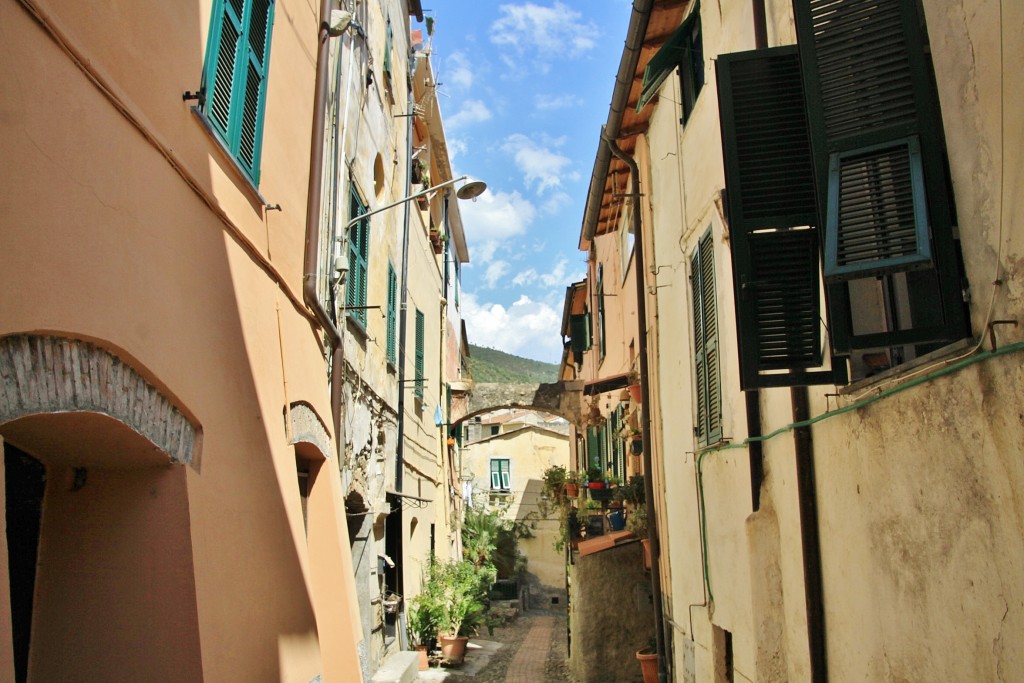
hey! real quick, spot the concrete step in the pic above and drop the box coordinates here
[371,651,419,683]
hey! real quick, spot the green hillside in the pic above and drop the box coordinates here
[467,344,559,384]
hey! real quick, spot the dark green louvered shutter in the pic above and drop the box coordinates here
[383,19,394,80]
[414,309,425,398]
[691,230,722,446]
[717,46,837,389]
[794,0,968,351]
[586,427,600,473]
[204,0,274,184]
[386,263,398,365]
[569,313,592,355]
[347,189,369,328]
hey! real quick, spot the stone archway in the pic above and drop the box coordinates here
[0,333,202,682]
[459,380,583,429]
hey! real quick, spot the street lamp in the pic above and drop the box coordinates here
[340,175,486,234]
[338,174,487,495]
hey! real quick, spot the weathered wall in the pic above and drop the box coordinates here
[569,542,655,683]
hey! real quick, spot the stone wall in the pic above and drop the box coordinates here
[569,541,655,683]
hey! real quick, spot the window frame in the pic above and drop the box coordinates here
[201,0,275,186]
[346,186,370,329]
[490,458,511,492]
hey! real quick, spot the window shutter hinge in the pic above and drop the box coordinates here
[182,88,205,107]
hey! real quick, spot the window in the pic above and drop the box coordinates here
[490,425,500,437]
[201,0,275,185]
[716,0,967,387]
[620,214,635,277]
[296,456,311,535]
[636,3,703,125]
[490,459,511,492]
[414,309,424,398]
[597,264,607,361]
[569,312,592,355]
[386,263,398,366]
[347,187,369,328]
[453,258,461,309]
[691,229,722,446]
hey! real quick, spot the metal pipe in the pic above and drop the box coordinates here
[302,0,345,461]
[792,386,828,683]
[607,135,668,683]
[395,48,418,494]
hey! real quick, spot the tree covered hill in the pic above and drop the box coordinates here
[466,344,559,384]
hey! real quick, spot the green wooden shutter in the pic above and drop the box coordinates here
[794,0,968,351]
[386,263,398,365]
[691,230,721,446]
[347,188,369,327]
[586,427,600,473]
[597,266,606,360]
[203,0,274,184]
[569,313,592,354]
[414,309,425,398]
[717,46,836,388]
[383,19,394,80]
[490,460,501,489]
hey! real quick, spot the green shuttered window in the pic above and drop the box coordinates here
[347,188,369,328]
[490,459,510,491]
[569,313,592,355]
[386,263,398,366]
[414,309,425,399]
[203,0,275,185]
[691,229,722,447]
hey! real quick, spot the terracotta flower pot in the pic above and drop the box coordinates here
[641,538,652,570]
[565,482,580,497]
[627,383,643,403]
[588,481,606,490]
[636,648,658,683]
[438,633,469,664]
[414,645,429,670]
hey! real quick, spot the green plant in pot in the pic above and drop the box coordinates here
[564,470,583,497]
[586,466,605,489]
[542,465,568,501]
[435,560,496,664]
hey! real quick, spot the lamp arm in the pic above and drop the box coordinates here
[342,175,466,232]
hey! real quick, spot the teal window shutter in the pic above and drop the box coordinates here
[383,19,393,80]
[414,309,425,398]
[597,265,606,361]
[203,0,275,185]
[691,229,722,446]
[346,188,369,328]
[716,45,836,389]
[490,459,510,490]
[794,0,969,353]
[637,2,703,120]
[386,263,398,365]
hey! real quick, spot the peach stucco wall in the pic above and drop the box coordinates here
[1,0,365,679]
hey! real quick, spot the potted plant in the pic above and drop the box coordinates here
[636,645,658,683]
[435,560,495,664]
[407,588,441,670]
[586,466,605,490]
[627,505,651,568]
[564,470,582,498]
[542,465,568,501]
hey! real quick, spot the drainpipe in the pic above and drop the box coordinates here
[746,0,768,514]
[394,47,418,494]
[302,0,346,460]
[793,386,827,683]
[607,135,667,683]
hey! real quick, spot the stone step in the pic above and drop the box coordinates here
[371,651,419,683]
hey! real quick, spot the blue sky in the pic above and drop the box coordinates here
[417,2,632,364]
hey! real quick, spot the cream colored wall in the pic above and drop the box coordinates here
[1,0,365,680]
[462,427,569,593]
[640,0,1024,681]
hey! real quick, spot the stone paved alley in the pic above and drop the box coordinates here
[417,611,573,683]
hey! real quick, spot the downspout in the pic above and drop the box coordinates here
[607,135,667,683]
[793,386,827,683]
[748,3,828,679]
[746,0,768,513]
[302,0,345,460]
[394,47,418,494]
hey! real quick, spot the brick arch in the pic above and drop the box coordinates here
[287,401,333,460]
[0,334,196,464]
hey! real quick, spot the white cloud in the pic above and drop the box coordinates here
[511,258,569,288]
[483,261,511,289]
[444,51,474,90]
[447,138,468,163]
[462,293,565,364]
[458,189,537,265]
[491,2,598,58]
[501,134,578,193]
[534,93,584,111]
[446,100,493,129]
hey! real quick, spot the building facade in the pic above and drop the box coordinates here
[568,0,1023,681]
